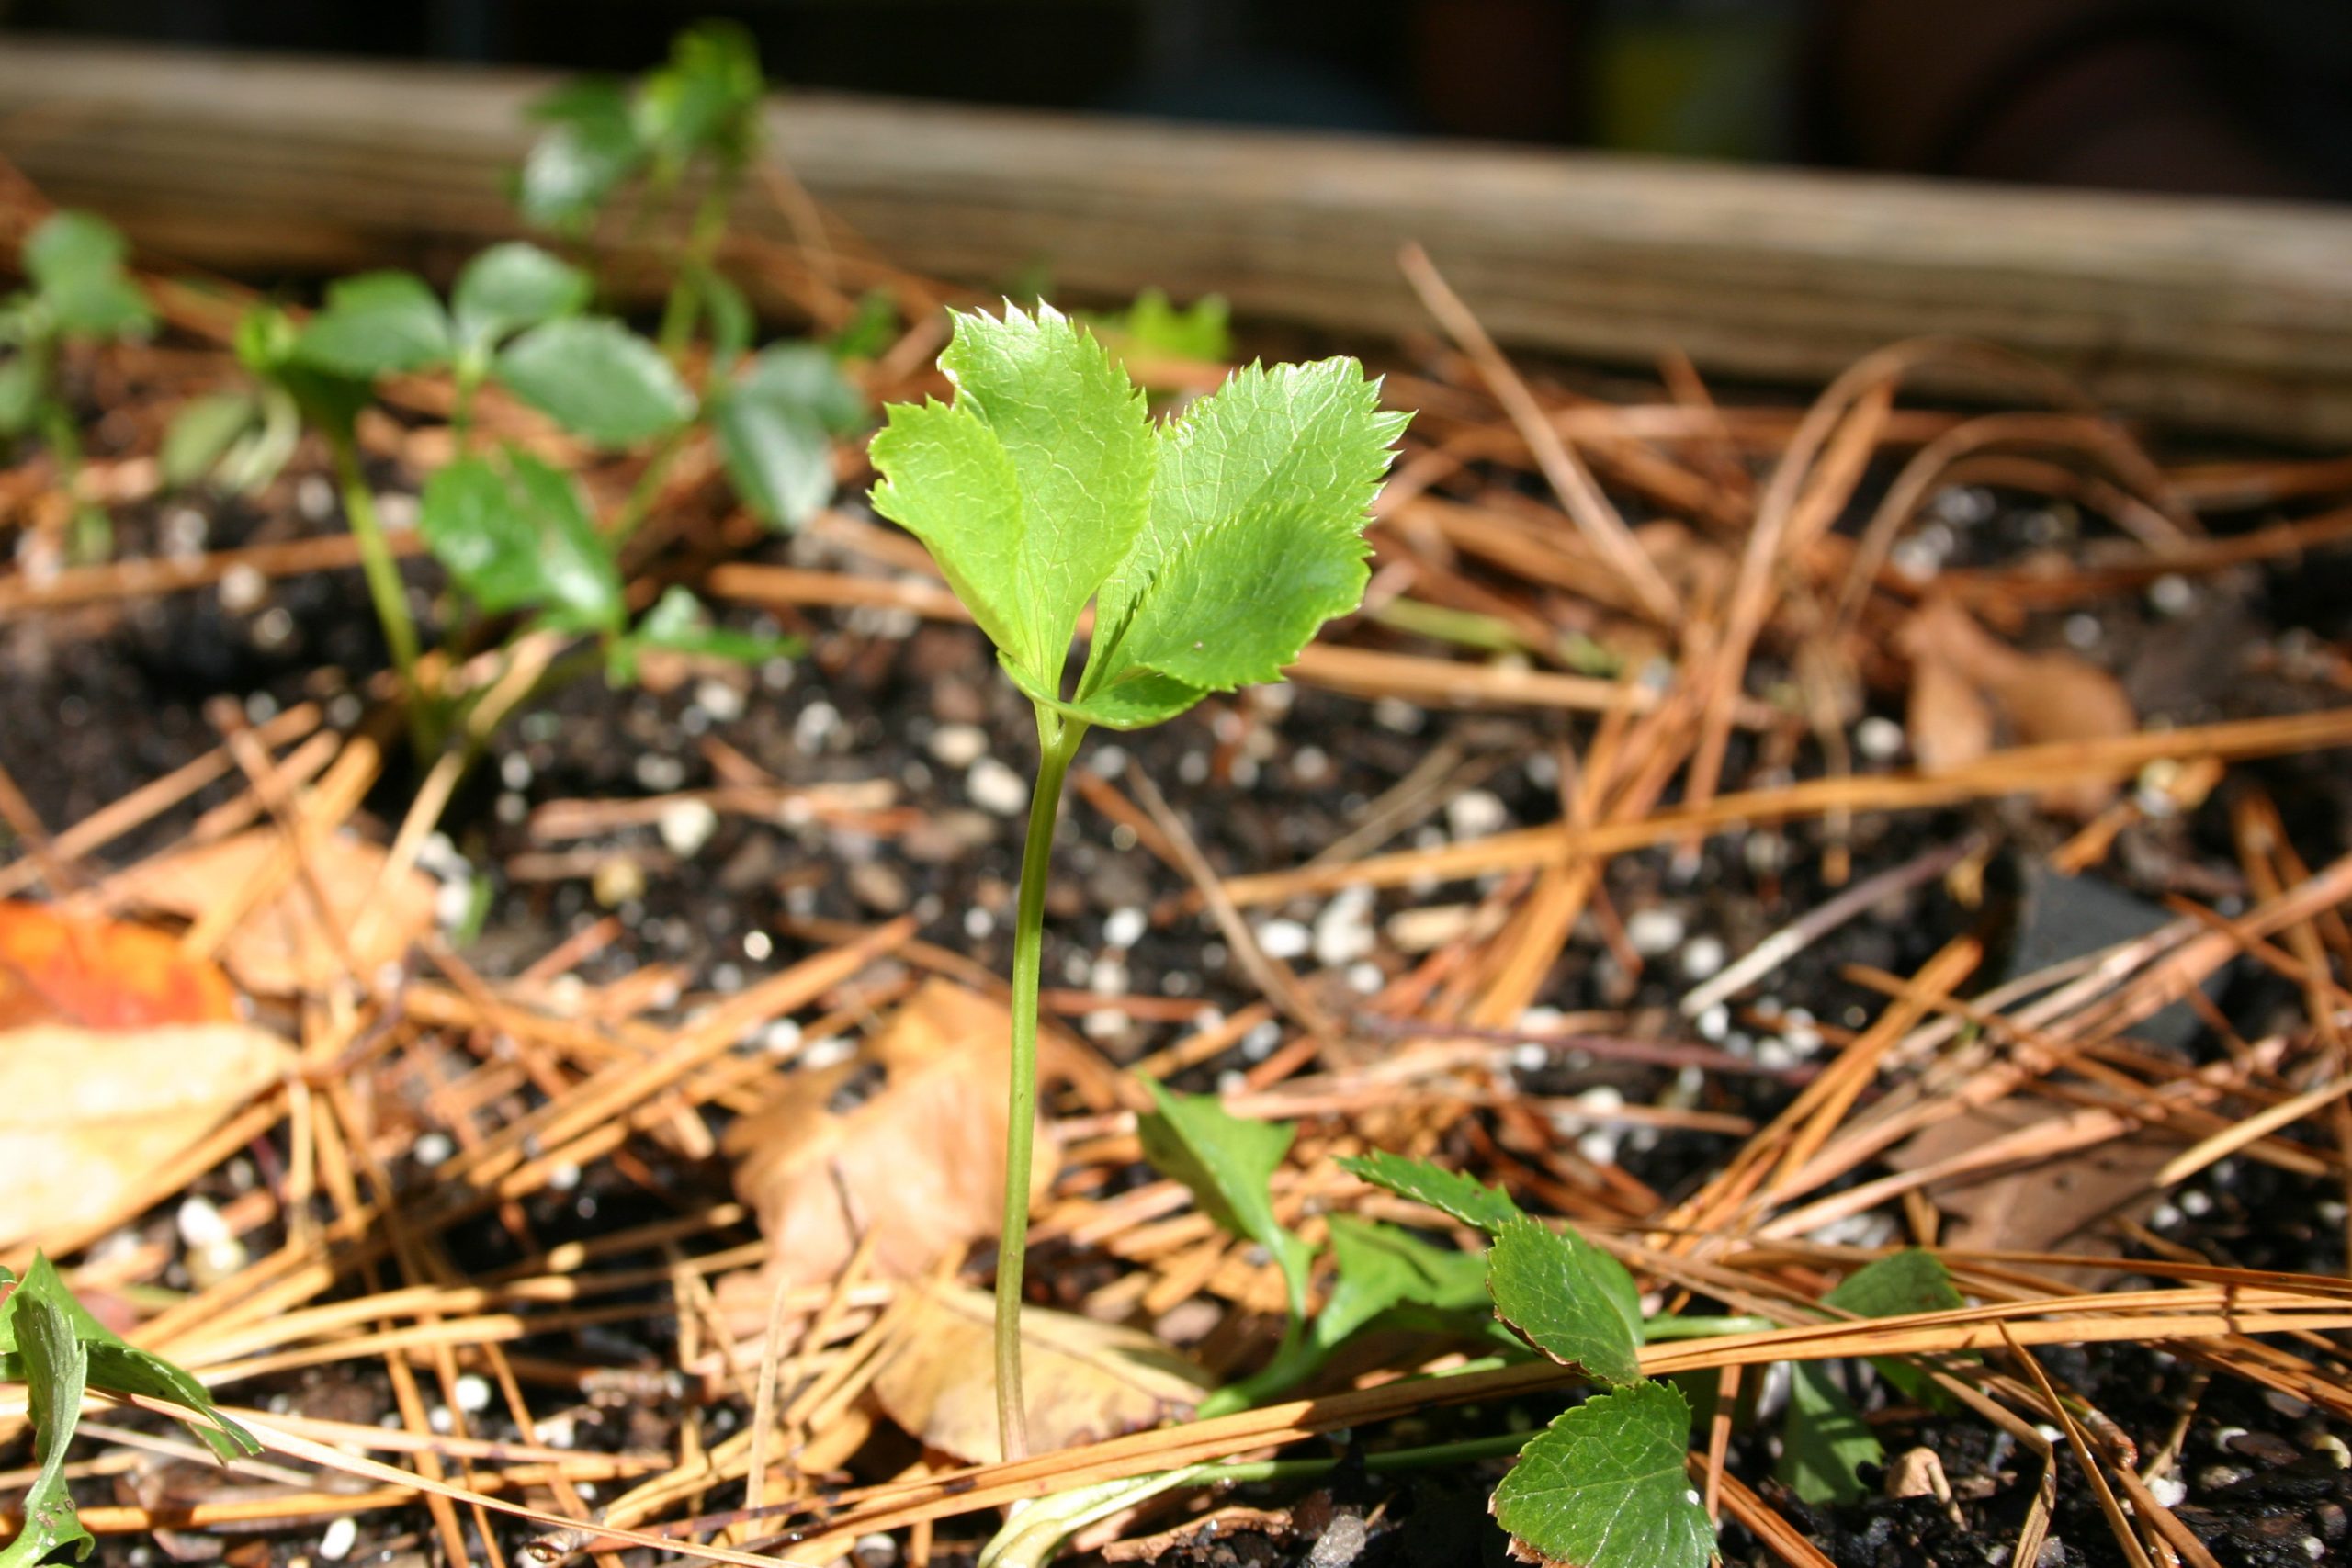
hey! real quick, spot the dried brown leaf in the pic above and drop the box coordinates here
[869,1280,1213,1463]
[725,978,1062,1287]
[1905,653,1996,776]
[107,829,436,994]
[0,1020,291,1249]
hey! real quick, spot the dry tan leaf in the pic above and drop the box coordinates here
[1886,1099,2167,1270]
[1981,651,2137,818]
[0,901,237,1030]
[107,829,436,994]
[725,978,1061,1287]
[869,1280,1213,1463]
[1904,652,1996,775]
[0,1020,291,1249]
[1897,596,2135,815]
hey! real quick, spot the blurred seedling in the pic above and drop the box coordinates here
[0,212,156,563]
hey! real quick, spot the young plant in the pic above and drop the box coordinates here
[1,211,157,561]
[1084,288,1234,367]
[866,303,1407,1459]
[0,1255,257,1567]
[515,19,767,360]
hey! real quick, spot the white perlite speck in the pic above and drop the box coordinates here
[967,756,1028,816]
[1624,907,1686,957]
[1255,919,1311,962]
[1103,907,1148,950]
[319,1517,358,1562]
[928,723,989,769]
[658,799,719,857]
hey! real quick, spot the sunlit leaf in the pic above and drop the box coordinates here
[1136,1081,1313,1323]
[517,76,643,231]
[1491,1382,1712,1568]
[0,1285,93,1567]
[1336,1150,1522,1234]
[1487,1216,1644,1388]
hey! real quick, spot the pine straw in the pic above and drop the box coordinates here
[4,169,2352,1568]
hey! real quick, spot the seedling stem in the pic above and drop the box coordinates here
[995,707,1084,1461]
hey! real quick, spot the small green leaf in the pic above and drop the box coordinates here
[1316,1214,1489,1349]
[1491,1382,1712,1568]
[419,449,623,632]
[517,77,645,231]
[1825,1250,1962,1319]
[740,343,867,435]
[1487,1216,1645,1387]
[629,585,798,665]
[298,272,453,378]
[3,1254,258,1462]
[1080,358,1405,705]
[827,288,900,362]
[1094,288,1232,363]
[23,211,153,340]
[1777,1361,1882,1506]
[1826,1248,1968,1408]
[496,317,695,446]
[713,344,864,530]
[161,391,259,488]
[1337,1151,1522,1234]
[1,1289,94,1568]
[238,304,372,439]
[1136,1080,1314,1323]
[636,18,764,172]
[452,242,591,354]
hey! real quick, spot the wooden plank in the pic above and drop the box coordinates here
[5,39,2352,443]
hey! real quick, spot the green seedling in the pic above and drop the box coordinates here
[1,212,156,562]
[516,19,766,360]
[1084,287,1233,366]
[0,1255,258,1566]
[171,237,815,761]
[867,302,1406,1460]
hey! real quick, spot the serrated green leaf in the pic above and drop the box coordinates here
[161,391,259,488]
[1136,1080,1313,1323]
[636,18,764,172]
[1487,1217,1645,1387]
[495,317,695,446]
[1336,1151,1523,1234]
[2,1289,94,1568]
[1492,1382,1712,1568]
[420,449,623,632]
[1078,357,1404,705]
[517,77,645,231]
[1316,1215,1489,1349]
[881,303,1153,689]
[298,272,452,378]
[3,1254,258,1463]
[1094,288,1232,364]
[1777,1360,1882,1506]
[23,211,153,340]
[452,242,591,354]
[741,343,867,434]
